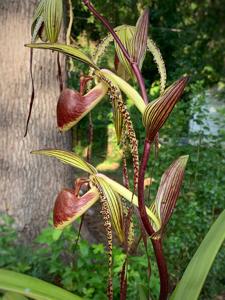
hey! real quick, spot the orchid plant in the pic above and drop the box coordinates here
[0,1,223,300]
[1,0,223,299]
[23,1,191,299]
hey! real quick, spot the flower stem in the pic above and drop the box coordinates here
[82,0,148,105]
[153,239,169,300]
[138,139,155,236]
[138,139,169,300]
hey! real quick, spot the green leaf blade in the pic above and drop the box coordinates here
[171,210,225,300]
[0,269,82,300]
[3,292,28,300]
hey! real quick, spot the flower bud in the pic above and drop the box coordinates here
[143,76,189,142]
[152,155,189,237]
[31,0,63,43]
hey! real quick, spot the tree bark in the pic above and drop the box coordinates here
[0,0,73,240]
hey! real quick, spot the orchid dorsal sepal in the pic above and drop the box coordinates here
[54,186,99,229]
[151,155,189,237]
[143,76,189,142]
[31,149,97,174]
[114,25,136,80]
[31,0,63,43]
[57,81,108,132]
[133,8,149,66]
[96,69,146,114]
[92,175,125,243]
[25,43,99,70]
[32,0,45,42]
[114,8,149,80]
[94,173,161,231]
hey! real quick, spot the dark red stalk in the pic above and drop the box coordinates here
[138,139,169,300]
[138,139,154,236]
[153,239,169,300]
[120,259,128,300]
[82,0,148,105]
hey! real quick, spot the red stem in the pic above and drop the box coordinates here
[138,139,155,236]
[153,239,169,300]
[82,2,168,298]
[82,0,148,105]
[138,139,169,300]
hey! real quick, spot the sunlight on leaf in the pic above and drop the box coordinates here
[31,149,97,174]
[25,43,98,69]
[171,210,225,300]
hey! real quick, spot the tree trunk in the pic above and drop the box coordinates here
[0,0,73,240]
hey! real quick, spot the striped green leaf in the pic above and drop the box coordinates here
[31,149,97,174]
[25,43,98,69]
[0,269,81,300]
[143,76,188,142]
[171,210,225,300]
[43,0,63,43]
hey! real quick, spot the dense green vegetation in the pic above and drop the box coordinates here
[0,214,161,300]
